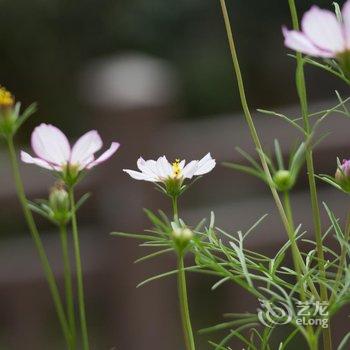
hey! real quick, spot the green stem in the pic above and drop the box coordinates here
[284,192,317,346]
[330,211,350,304]
[68,188,90,350]
[287,1,332,349]
[283,192,305,299]
[219,0,319,299]
[177,255,196,350]
[172,195,179,222]
[59,223,77,347]
[6,137,72,348]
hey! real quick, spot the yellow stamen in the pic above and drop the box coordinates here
[0,86,14,107]
[172,159,182,178]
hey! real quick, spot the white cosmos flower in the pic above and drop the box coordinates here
[123,153,216,183]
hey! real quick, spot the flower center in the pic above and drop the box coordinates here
[172,159,182,178]
[0,87,14,108]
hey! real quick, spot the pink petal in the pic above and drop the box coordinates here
[343,0,350,48]
[283,27,334,57]
[86,142,120,169]
[21,151,58,170]
[31,124,71,165]
[71,130,103,167]
[301,6,345,54]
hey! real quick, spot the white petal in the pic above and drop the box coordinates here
[343,0,350,48]
[179,160,186,170]
[156,156,172,178]
[31,124,71,165]
[182,160,199,179]
[145,159,162,178]
[301,6,345,54]
[283,27,334,57]
[137,157,158,177]
[86,142,120,169]
[194,153,216,175]
[71,130,103,166]
[21,151,57,170]
[123,169,157,182]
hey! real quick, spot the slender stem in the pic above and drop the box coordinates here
[177,255,196,350]
[68,188,90,350]
[330,211,350,304]
[6,137,72,348]
[219,0,319,299]
[287,1,332,349]
[172,195,179,222]
[283,192,305,299]
[59,223,77,347]
[308,334,319,350]
[284,192,317,345]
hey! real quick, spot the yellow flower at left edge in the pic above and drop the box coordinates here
[0,86,14,108]
[0,86,17,137]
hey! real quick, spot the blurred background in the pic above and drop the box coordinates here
[0,0,349,348]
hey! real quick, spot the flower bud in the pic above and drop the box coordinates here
[335,159,350,192]
[49,183,70,223]
[273,170,294,192]
[0,86,17,137]
[172,227,193,252]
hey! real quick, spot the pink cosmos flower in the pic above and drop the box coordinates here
[283,1,350,58]
[21,124,119,174]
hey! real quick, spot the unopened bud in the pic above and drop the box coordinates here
[335,159,350,192]
[49,183,70,223]
[172,227,193,251]
[273,170,294,192]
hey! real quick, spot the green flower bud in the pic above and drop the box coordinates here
[172,227,193,252]
[273,170,294,192]
[49,183,70,223]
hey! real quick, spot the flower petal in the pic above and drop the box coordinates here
[86,142,120,169]
[182,160,199,179]
[31,124,71,165]
[343,0,350,48]
[123,169,158,182]
[301,6,345,54]
[283,27,334,57]
[71,130,103,167]
[156,156,172,179]
[194,153,216,175]
[137,157,158,177]
[21,151,57,170]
